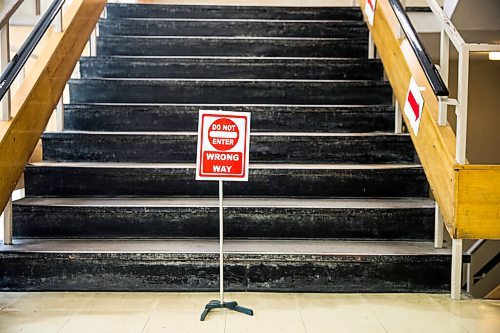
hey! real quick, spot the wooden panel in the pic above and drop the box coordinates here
[455,165,500,239]
[0,0,106,213]
[359,0,457,233]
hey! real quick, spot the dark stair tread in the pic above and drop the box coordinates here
[106,4,364,20]
[96,36,367,57]
[41,131,415,164]
[98,18,367,38]
[69,79,392,105]
[28,161,423,169]
[79,56,383,80]
[12,197,434,240]
[0,238,451,257]
[14,197,435,209]
[63,103,395,133]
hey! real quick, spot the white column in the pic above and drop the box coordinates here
[455,46,470,164]
[451,239,463,300]
[0,24,11,121]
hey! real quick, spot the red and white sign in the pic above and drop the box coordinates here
[196,110,251,181]
[365,0,377,26]
[403,77,425,135]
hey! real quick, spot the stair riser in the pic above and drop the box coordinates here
[97,37,367,57]
[106,4,364,20]
[42,134,416,164]
[69,80,392,105]
[64,105,395,133]
[0,253,450,292]
[13,206,434,240]
[80,58,383,80]
[99,20,368,38]
[24,167,428,197]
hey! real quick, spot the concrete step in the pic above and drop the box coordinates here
[98,18,368,38]
[0,239,454,292]
[24,162,428,198]
[96,36,368,57]
[79,57,383,80]
[42,132,416,164]
[64,104,395,133]
[13,197,434,240]
[69,79,392,105]
[106,4,364,21]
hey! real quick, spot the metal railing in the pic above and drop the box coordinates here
[425,0,500,165]
[378,0,500,300]
[0,0,66,245]
[389,0,448,96]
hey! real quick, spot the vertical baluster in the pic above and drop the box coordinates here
[3,197,13,245]
[0,24,11,121]
[455,46,470,164]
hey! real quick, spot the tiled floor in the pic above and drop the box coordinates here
[0,292,498,332]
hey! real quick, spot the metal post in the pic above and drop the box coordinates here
[89,28,97,57]
[434,202,444,248]
[0,24,11,121]
[218,180,224,303]
[55,8,63,33]
[394,99,402,134]
[56,97,64,131]
[35,0,41,15]
[397,0,406,39]
[368,32,375,59]
[438,30,450,126]
[451,239,463,300]
[455,46,470,164]
[3,197,13,245]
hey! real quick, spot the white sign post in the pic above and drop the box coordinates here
[197,109,253,321]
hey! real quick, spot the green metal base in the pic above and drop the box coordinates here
[200,300,254,321]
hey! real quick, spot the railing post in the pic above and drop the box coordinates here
[394,99,402,133]
[0,24,11,121]
[3,196,13,245]
[434,202,444,248]
[451,239,463,300]
[438,30,450,126]
[455,45,470,164]
[55,7,63,33]
[56,97,64,131]
[368,32,375,59]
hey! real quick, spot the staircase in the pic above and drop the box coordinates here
[1,3,453,292]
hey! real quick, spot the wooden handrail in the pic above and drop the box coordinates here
[359,0,500,240]
[0,0,66,101]
[0,0,106,214]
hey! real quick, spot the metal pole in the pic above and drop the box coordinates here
[394,99,402,134]
[438,30,450,126]
[219,180,224,303]
[56,97,64,131]
[368,32,375,59]
[3,197,13,245]
[451,239,463,300]
[55,8,63,33]
[0,24,11,121]
[434,202,444,248]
